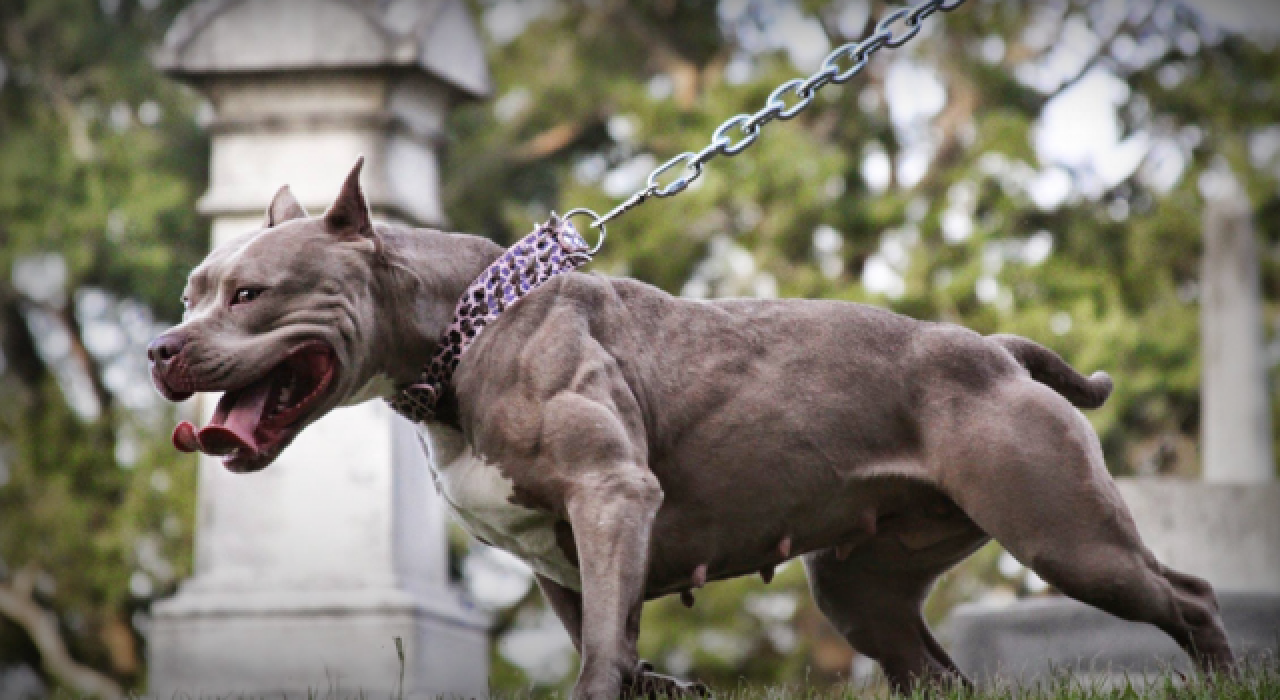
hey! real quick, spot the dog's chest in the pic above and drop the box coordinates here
[415,422,581,591]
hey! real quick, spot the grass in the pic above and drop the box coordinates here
[694,663,1280,700]
[52,658,1279,699]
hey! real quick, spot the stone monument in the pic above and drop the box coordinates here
[944,171,1280,684]
[147,2,492,697]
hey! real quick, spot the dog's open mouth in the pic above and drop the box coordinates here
[171,341,337,472]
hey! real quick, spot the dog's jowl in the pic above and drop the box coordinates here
[149,159,1235,700]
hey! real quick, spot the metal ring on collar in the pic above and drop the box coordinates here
[648,152,703,197]
[712,114,761,155]
[563,207,607,257]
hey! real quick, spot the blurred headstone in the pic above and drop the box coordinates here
[148,2,491,697]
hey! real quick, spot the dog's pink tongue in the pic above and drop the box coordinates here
[195,381,273,457]
[172,421,200,453]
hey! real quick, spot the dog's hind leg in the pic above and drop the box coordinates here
[933,379,1235,675]
[804,549,972,694]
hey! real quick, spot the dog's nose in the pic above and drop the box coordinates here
[148,333,187,365]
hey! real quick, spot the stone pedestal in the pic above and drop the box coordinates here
[1115,480,1280,593]
[148,404,490,698]
[148,2,492,697]
[945,593,1280,685]
[944,480,1280,684]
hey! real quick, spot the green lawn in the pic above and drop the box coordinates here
[59,661,1277,699]
[696,663,1280,700]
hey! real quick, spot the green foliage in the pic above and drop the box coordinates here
[0,0,208,312]
[0,0,204,691]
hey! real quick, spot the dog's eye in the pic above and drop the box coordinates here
[232,287,266,306]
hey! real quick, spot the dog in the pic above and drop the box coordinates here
[149,159,1234,699]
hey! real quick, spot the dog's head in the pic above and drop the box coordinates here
[149,158,392,473]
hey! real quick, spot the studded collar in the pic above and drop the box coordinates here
[387,215,592,424]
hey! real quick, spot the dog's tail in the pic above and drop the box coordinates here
[989,334,1113,410]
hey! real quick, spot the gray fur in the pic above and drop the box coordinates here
[150,162,1234,699]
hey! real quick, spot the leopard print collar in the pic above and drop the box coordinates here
[387,214,592,423]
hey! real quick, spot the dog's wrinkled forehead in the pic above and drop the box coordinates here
[189,222,341,298]
[187,157,378,300]
[188,227,287,295]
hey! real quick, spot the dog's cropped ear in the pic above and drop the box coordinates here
[323,156,374,240]
[265,185,309,228]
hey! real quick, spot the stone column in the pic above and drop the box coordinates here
[147,2,491,697]
[1200,173,1274,483]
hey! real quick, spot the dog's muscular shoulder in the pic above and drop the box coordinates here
[415,271,653,592]
[448,271,652,500]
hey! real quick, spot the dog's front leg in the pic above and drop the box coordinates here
[537,573,584,651]
[566,468,662,700]
[539,572,710,699]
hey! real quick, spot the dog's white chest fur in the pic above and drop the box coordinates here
[416,422,581,591]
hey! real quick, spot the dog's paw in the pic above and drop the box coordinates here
[625,661,711,698]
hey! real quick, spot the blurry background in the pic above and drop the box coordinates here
[1,0,1278,695]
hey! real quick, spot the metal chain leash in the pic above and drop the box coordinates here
[564,0,968,253]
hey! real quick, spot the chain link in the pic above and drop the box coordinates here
[582,0,967,234]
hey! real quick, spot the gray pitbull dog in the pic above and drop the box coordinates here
[149,161,1234,698]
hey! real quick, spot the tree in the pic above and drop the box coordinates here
[0,0,205,693]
